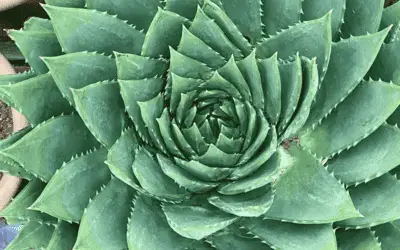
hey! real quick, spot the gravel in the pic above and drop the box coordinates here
[0,102,12,140]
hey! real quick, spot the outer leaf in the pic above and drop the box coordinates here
[368,39,400,85]
[243,219,337,250]
[45,0,85,7]
[1,115,99,181]
[336,174,400,229]
[256,12,332,78]
[8,29,61,74]
[43,52,117,105]
[86,0,159,31]
[72,81,127,148]
[327,124,400,185]
[335,229,381,250]
[305,28,391,131]
[162,203,237,240]
[265,144,360,223]
[0,71,35,85]
[43,5,145,54]
[0,73,73,126]
[380,1,400,42]
[5,222,54,250]
[73,178,134,250]
[301,81,400,159]
[23,17,53,32]
[29,148,111,222]
[46,221,78,250]
[373,223,400,250]
[115,52,167,80]
[210,227,273,250]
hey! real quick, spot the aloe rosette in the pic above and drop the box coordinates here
[1,0,400,249]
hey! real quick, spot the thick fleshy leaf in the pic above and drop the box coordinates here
[72,81,127,148]
[243,219,337,250]
[86,0,159,31]
[380,1,400,42]
[43,52,117,105]
[115,52,167,80]
[46,221,78,250]
[327,124,400,185]
[261,0,302,36]
[5,222,54,250]
[301,81,400,159]
[157,154,219,193]
[0,155,33,180]
[29,148,111,222]
[208,185,274,217]
[128,195,205,250]
[368,39,400,85]
[45,0,85,7]
[23,17,53,31]
[265,144,360,223]
[210,227,273,250]
[340,0,384,38]
[218,0,262,43]
[162,203,237,240]
[132,148,190,201]
[0,74,73,126]
[218,149,290,195]
[157,109,186,158]
[301,0,345,37]
[1,115,99,181]
[373,223,400,250]
[305,28,390,130]
[258,53,281,124]
[256,12,332,78]
[198,144,241,168]
[0,71,35,85]
[335,229,381,250]
[43,5,145,54]
[141,8,189,58]
[337,174,400,229]
[8,29,61,74]
[0,178,56,224]
[74,178,134,250]
[105,128,140,189]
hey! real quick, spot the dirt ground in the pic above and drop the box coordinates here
[0,102,12,139]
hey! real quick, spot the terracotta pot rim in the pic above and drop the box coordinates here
[0,52,28,211]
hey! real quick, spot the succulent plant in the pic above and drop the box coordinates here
[1,0,400,249]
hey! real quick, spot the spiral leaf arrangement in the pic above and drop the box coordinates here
[1,0,400,249]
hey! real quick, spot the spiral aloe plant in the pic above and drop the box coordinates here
[1,0,400,249]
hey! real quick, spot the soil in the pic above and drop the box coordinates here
[0,102,12,140]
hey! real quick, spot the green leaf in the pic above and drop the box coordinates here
[0,178,57,224]
[340,0,384,38]
[158,154,219,193]
[0,155,33,180]
[301,0,345,38]
[301,81,400,159]
[368,39,400,85]
[132,148,190,201]
[142,8,189,58]
[157,109,186,158]
[0,73,73,126]
[243,219,337,250]
[209,227,273,250]
[181,123,209,155]
[5,222,54,250]
[105,128,140,189]
[198,144,241,168]
[46,220,78,250]
[189,7,243,59]
[29,148,111,222]
[128,195,202,250]
[202,0,252,55]
[373,223,400,250]
[115,52,167,81]
[43,5,145,54]
[256,12,332,78]
[43,52,117,105]
[218,149,289,195]
[305,28,391,130]
[45,0,85,7]
[218,0,262,43]
[265,144,360,223]
[208,185,274,217]
[335,229,381,250]
[71,81,127,148]
[23,17,53,32]
[261,0,302,36]
[162,203,237,240]
[8,29,61,74]
[1,115,99,182]
[86,0,159,31]
[380,1,400,42]
[280,57,319,141]
[165,0,199,20]
[277,55,302,134]
[336,174,400,229]
[74,178,134,250]
[258,53,281,124]
[0,71,35,85]
[327,124,400,185]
